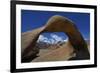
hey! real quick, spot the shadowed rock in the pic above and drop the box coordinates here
[21,15,90,62]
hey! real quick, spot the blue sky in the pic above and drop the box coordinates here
[21,10,90,40]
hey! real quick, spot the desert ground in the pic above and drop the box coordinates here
[31,41,90,62]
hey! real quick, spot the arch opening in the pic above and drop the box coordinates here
[37,32,68,45]
[35,32,68,52]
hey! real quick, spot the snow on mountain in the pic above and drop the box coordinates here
[50,33,63,43]
[37,33,68,44]
[37,35,50,43]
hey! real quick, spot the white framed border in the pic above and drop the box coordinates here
[16,4,95,69]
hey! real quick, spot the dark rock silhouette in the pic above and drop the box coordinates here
[21,15,90,62]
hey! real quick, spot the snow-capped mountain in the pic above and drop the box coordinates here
[35,33,68,49]
[37,33,68,44]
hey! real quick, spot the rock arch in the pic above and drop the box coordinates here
[21,15,90,62]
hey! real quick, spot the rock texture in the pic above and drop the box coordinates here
[32,41,75,62]
[21,15,90,62]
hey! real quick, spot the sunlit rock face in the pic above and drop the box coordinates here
[21,15,90,62]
